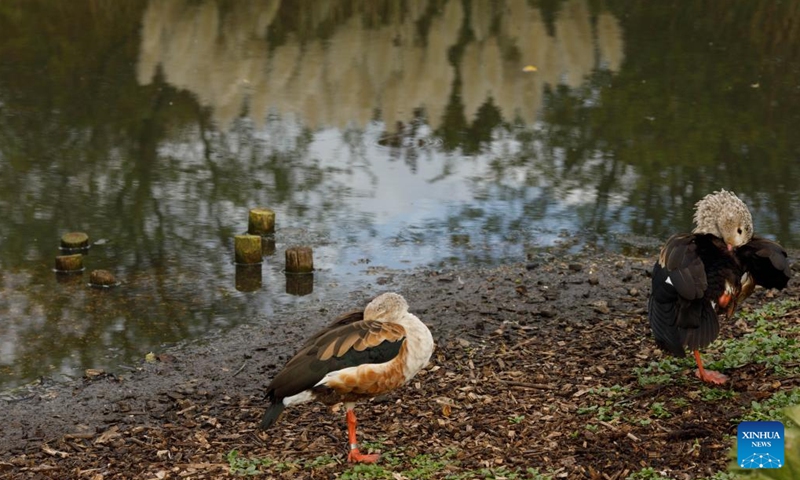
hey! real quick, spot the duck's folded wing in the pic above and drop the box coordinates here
[660,234,708,301]
[649,234,718,355]
[649,260,719,356]
[649,262,686,356]
[737,236,792,290]
[297,310,365,349]
[268,320,406,400]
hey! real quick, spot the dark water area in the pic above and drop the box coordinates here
[1,0,799,391]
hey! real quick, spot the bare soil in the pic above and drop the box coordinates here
[2,249,799,479]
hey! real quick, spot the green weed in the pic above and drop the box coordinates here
[634,357,689,386]
[739,387,800,423]
[226,450,277,476]
[649,402,672,418]
[626,467,671,479]
[700,386,737,402]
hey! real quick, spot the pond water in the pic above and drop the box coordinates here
[1,0,799,391]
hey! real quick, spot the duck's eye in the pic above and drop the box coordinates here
[737,228,742,234]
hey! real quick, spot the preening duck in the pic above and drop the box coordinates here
[648,190,791,384]
[259,292,434,463]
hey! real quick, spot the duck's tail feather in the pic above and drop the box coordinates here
[260,401,285,430]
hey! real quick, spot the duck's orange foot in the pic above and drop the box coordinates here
[347,448,380,463]
[695,369,728,385]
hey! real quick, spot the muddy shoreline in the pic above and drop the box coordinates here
[2,248,798,479]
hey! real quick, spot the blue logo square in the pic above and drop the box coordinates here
[737,421,784,469]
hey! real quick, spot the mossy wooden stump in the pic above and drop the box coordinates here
[61,232,90,250]
[235,235,262,264]
[248,208,275,236]
[285,246,313,296]
[55,253,84,273]
[89,269,118,288]
[235,264,262,292]
[285,246,314,273]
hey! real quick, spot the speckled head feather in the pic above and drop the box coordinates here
[692,189,753,248]
[364,292,409,321]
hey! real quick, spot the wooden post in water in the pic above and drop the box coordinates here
[235,235,262,264]
[89,269,118,288]
[285,246,313,296]
[55,253,84,272]
[248,208,275,236]
[61,232,89,250]
[285,246,314,273]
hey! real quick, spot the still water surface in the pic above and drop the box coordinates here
[1,0,799,391]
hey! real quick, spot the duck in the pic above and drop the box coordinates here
[648,190,791,384]
[259,292,434,463]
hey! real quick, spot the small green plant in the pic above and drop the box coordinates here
[626,467,671,479]
[700,386,737,402]
[634,357,690,386]
[626,416,652,426]
[700,473,741,480]
[576,404,621,421]
[337,448,463,480]
[463,466,549,479]
[672,396,690,407]
[306,454,336,468]
[523,467,552,480]
[587,384,631,398]
[650,402,672,418]
[509,414,526,424]
[339,464,394,480]
[405,454,449,479]
[226,449,277,476]
[739,387,800,423]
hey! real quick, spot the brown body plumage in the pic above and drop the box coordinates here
[648,190,791,384]
[260,292,434,462]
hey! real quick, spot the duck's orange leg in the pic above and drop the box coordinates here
[346,407,379,463]
[693,350,728,385]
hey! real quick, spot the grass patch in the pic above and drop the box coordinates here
[700,386,737,402]
[226,450,279,476]
[227,447,552,479]
[577,404,622,421]
[633,357,690,386]
[708,300,800,373]
[626,467,671,479]
[447,467,552,479]
[739,387,800,423]
[587,384,631,398]
[649,402,672,419]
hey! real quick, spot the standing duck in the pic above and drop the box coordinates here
[259,292,434,463]
[648,190,791,384]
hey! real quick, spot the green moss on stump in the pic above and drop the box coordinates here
[61,232,89,249]
[247,208,275,235]
[235,235,262,264]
